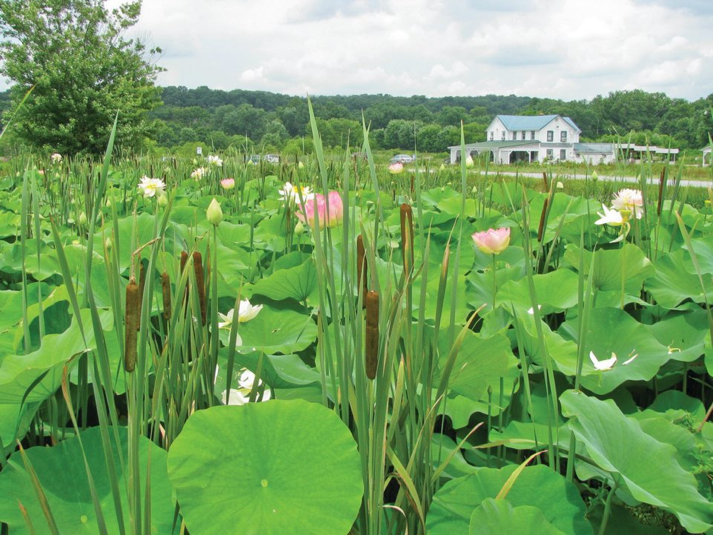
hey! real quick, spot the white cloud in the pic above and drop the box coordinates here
[1,0,711,101]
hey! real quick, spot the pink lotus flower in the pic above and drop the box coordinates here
[296,191,344,228]
[472,227,511,255]
[221,178,235,190]
[388,162,404,174]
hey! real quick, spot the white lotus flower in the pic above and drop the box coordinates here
[221,388,249,406]
[218,299,263,328]
[137,176,166,198]
[595,204,624,226]
[589,351,618,371]
[190,167,207,181]
[50,153,62,164]
[278,182,314,203]
[207,154,223,167]
[589,350,638,371]
[220,367,272,405]
[611,189,643,218]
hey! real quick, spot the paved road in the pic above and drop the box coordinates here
[475,170,712,189]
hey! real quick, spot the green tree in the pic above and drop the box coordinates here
[0,0,163,155]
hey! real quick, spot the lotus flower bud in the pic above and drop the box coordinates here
[207,198,223,226]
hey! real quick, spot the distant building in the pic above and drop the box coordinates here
[448,114,678,165]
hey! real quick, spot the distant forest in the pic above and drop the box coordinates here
[2,87,712,154]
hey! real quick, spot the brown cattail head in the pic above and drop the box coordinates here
[400,203,414,271]
[542,171,549,191]
[124,277,140,372]
[180,251,188,274]
[161,271,172,321]
[365,290,379,380]
[193,251,207,325]
[357,235,368,305]
[537,198,549,243]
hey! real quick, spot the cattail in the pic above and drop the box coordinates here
[537,198,549,243]
[410,175,414,195]
[180,250,189,303]
[161,271,172,321]
[137,261,146,330]
[400,203,414,272]
[357,235,368,306]
[365,291,379,380]
[542,171,549,191]
[193,251,207,325]
[124,277,140,372]
[180,251,188,274]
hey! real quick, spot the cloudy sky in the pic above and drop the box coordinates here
[72,0,713,101]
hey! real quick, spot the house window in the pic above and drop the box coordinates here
[531,131,536,140]
[560,149,567,160]
[561,131,567,142]
[501,132,505,140]
[512,132,517,140]
[489,132,494,141]
[547,131,554,142]
[521,131,526,140]
[546,149,553,159]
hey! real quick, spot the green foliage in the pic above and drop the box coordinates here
[0,0,163,155]
[167,401,363,534]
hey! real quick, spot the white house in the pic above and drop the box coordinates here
[448,114,677,165]
[449,114,581,165]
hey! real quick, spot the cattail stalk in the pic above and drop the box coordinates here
[365,291,379,380]
[124,277,140,372]
[537,198,549,243]
[356,235,368,306]
[657,167,665,216]
[161,272,172,321]
[193,251,207,325]
[137,261,146,330]
[400,203,414,273]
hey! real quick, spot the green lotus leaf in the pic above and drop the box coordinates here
[469,498,565,535]
[560,390,713,533]
[564,243,654,294]
[251,257,317,302]
[427,464,591,535]
[235,306,317,355]
[167,401,363,535]
[647,250,713,309]
[557,307,671,394]
[497,268,579,313]
[0,309,113,403]
[647,310,707,362]
[435,330,517,402]
[0,427,174,534]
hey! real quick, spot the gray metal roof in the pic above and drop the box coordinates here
[448,141,538,150]
[495,114,581,132]
[574,143,614,154]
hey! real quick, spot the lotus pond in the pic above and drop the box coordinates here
[0,117,712,535]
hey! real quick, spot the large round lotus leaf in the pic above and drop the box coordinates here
[469,498,565,535]
[497,268,579,313]
[426,464,591,535]
[647,250,713,309]
[251,258,317,302]
[0,427,174,534]
[167,400,363,534]
[236,306,317,354]
[560,390,713,533]
[564,243,654,294]
[557,307,671,394]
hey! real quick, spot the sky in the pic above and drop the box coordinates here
[33,0,713,101]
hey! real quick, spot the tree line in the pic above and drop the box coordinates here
[148,86,713,155]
